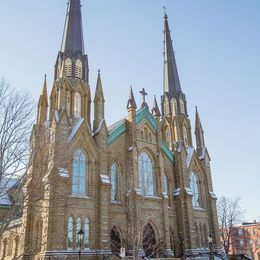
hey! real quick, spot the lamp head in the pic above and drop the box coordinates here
[77,229,85,242]
[207,234,213,243]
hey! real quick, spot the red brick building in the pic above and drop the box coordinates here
[230,221,260,260]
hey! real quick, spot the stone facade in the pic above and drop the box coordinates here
[0,1,221,259]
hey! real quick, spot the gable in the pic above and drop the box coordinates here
[136,107,157,130]
[108,107,158,145]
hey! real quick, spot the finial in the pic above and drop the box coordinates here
[152,95,161,117]
[139,88,148,104]
[163,6,168,18]
[139,88,149,109]
[98,69,100,74]
[195,106,198,111]
[127,86,137,109]
[44,74,47,80]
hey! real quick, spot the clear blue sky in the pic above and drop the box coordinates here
[0,1,259,221]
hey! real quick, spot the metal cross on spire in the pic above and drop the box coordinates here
[139,88,149,109]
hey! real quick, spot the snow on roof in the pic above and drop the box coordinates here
[108,119,126,132]
[173,187,181,197]
[199,147,206,160]
[93,119,105,136]
[54,110,59,122]
[184,187,193,196]
[58,168,69,178]
[67,117,85,143]
[100,174,110,185]
[0,178,18,205]
[186,146,194,167]
[209,191,217,199]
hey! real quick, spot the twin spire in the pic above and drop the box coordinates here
[163,12,182,99]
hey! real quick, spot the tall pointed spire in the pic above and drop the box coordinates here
[61,0,84,54]
[55,0,89,82]
[163,12,182,99]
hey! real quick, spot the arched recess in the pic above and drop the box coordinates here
[65,58,72,77]
[75,59,83,78]
[143,223,157,258]
[74,91,82,118]
[14,235,20,257]
[165,126,171,147]
[110,226,122,254]
[2,238,8,258]
[169,227,178,257]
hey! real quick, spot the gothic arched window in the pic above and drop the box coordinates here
[144,127,148,141]
[138,152,154,195]
[183,126,188,146]
[65,58,72,77]
[111,163,119,201]
[84,218,90,248]
[76,218,81,248]
[2,238,7,258]
[190,172,200,207]
[67,217,73,248]
[163,172,169,196]
[179,99,185,114]
[165,126,171,147]
[72,149,86,195]
[75,59,83,79]
[74,92,81,118]
[67,91,71,115]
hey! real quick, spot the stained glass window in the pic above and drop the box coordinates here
[111,163,119,201]
[72,149,86,195]
[190,172,200,207]
[84,218,89,248]
[138,152,154,195]
[68,217,73,248]
[74,92,81,118]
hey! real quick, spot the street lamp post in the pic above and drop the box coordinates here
[207,234,213,260]
[77,229,85,260]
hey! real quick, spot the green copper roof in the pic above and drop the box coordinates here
[0,204,11,209]
[108,119,126,144]
[136,107,157,129]
[160,142,174,162]
[108,107,158,145]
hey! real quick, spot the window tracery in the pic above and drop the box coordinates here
[138,152,154,195]
[72,149,86,195]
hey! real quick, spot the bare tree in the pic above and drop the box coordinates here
[0,78,34,235]
[217,196,244,255]
[110,159,167,260]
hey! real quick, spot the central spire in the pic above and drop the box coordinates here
[163,13,182,99]
[61,0,84,54]
[55,0,89,82]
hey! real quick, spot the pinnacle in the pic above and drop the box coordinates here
[127,86,137,110]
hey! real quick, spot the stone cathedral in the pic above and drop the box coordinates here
[0,0,222,259]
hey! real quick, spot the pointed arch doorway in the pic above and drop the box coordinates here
[110,226,122,255]
[143,223,157,258]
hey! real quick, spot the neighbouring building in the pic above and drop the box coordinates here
[230,221,260,260]
[0,0,222,259]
